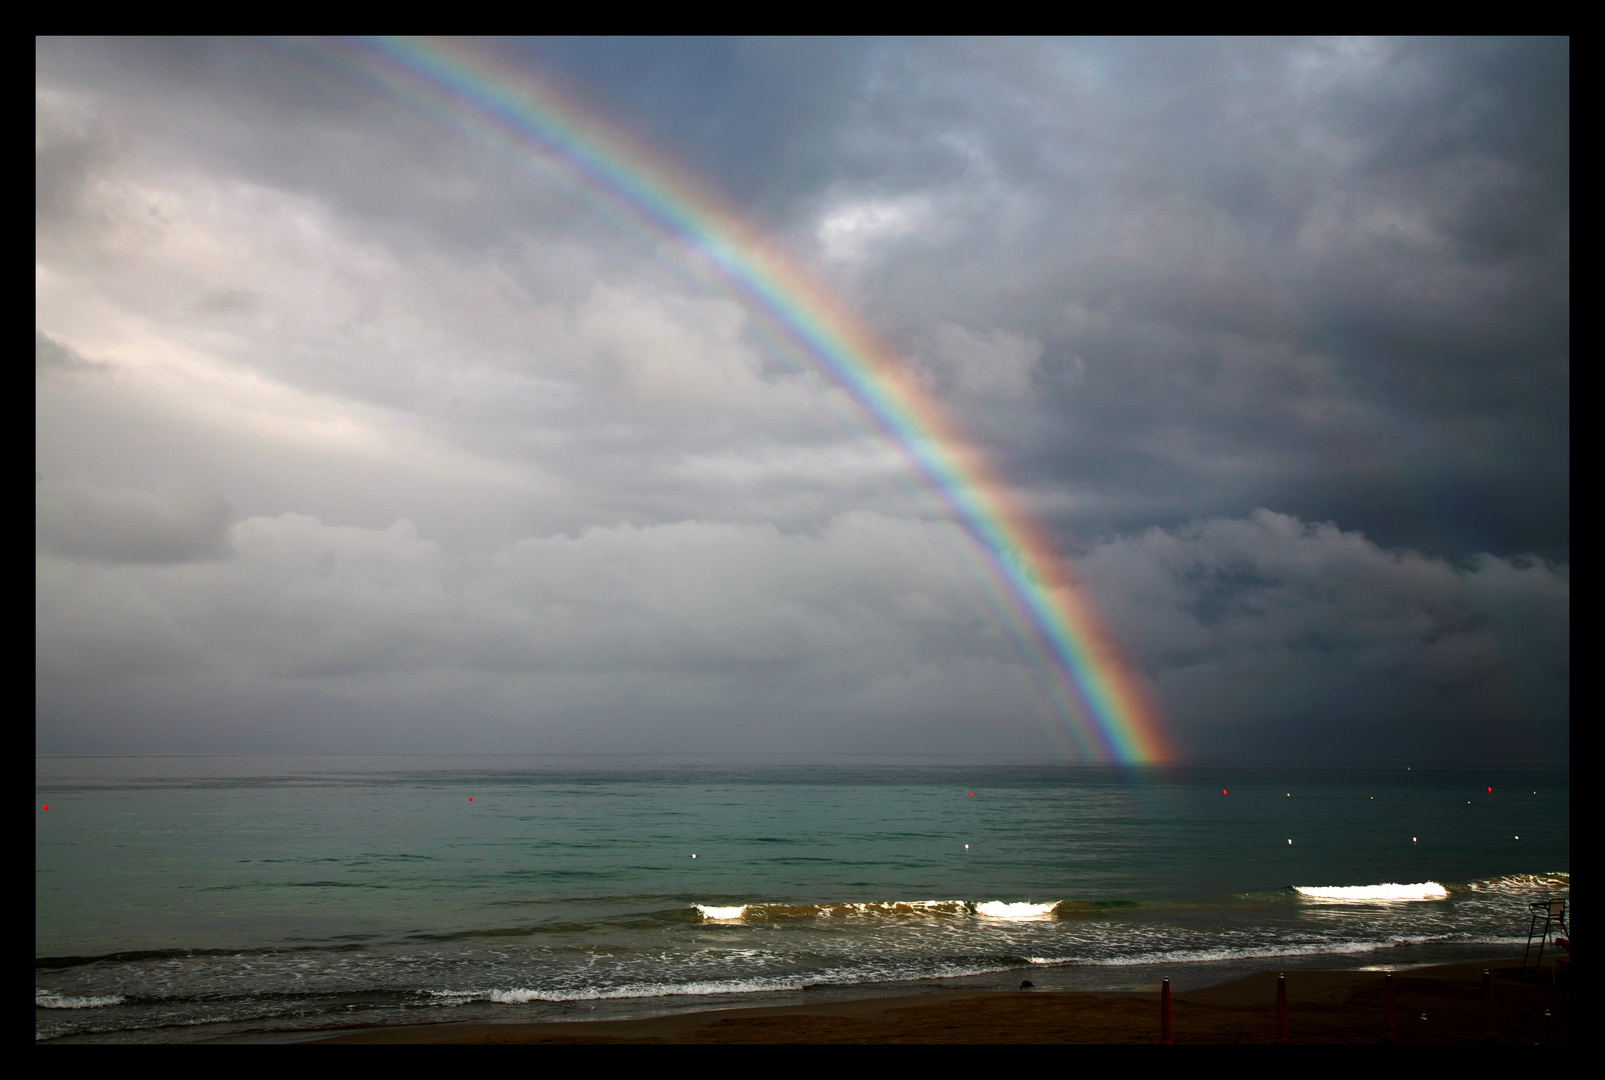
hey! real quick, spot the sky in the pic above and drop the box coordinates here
[36,37,1568,761]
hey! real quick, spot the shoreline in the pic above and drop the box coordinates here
[232,956,1567,1044]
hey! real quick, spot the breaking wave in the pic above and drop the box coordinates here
[688,900,1064,922]
[694,905,747,920]
[975,901,1060,919]
[1294,882,1449,902]
[36,992,125,1009]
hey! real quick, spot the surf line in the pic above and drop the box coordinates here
[315,36,1170,762]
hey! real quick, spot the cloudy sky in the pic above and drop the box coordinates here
[36,37,1568,760]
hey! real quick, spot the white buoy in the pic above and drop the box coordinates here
[691,854,697,859]
[1287,839,1292,845]
[964,844,969,849]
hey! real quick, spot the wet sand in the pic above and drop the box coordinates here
[296,958,1569,1044]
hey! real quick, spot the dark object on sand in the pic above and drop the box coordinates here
[1019,980,1034,989]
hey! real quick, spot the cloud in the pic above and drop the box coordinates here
[1079,509,1568,758]
[36,478,233,563]
[910,323,1048,400]
[34,508,1052,753]
[816,194,933,264]
[35,505,1567,759]
[35,331,111,376]
[34,39,1568,758]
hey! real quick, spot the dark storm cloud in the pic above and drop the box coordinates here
[568,36,1563,561]
[1079,510,1568,760]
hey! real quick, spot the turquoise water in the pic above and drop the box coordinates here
[36,756,1569,1042]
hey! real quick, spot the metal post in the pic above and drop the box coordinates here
[1276,973,1288,1044]
[1544,1008,1553,1045]
[1483,968,1497,1042]
[1160,978,1172,1044]
[1383,972,1395,1043]
[1420,1012,1430,1044]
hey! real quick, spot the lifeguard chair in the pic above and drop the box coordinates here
[1522,898,1569,977]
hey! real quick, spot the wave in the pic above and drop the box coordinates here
[975,901,1060,920]
[421,958,1030,1006]
[689,900,1069,922]
[36,992,125,1009]
[1463,872,1570,893]
[1294,882,1448,902]
[1030,932,1519,969]
[694,905,747,920]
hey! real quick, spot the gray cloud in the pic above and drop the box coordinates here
[1080,510,1567,760]
[36,479,233,563]
[35,507,1566,759]
[34,38,1567,759]
[35,331,111,376]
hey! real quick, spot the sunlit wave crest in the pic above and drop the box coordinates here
[1294,882,1449,902]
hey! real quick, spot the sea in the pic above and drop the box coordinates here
[35,756,1569,1043]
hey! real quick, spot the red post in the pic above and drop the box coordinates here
[1420,1013,1430,1044]
[1276,972,1289,1044]
[1383,972,1395,1043]
[1160,978,1173,1044]
[1483,968,1497,1043]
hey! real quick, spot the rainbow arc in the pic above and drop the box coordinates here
[316,37,1169,762]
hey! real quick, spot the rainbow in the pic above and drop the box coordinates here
[310,37,1169,762]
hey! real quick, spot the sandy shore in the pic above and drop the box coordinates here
[294,958,1569,1044]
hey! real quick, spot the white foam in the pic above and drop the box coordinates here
[35,992,125,1009]
[419,960,1032,1007]
[975,901,1059,919]
[1092,936,1434,967]
[816,900,967,916]
[1467,872,1570,894]
[694,904,747,920]
[1294,882,1448,902]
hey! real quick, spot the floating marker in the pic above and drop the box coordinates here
[691,854,697,858]
[468,797,473,801]
[1413,837,1418,842]
[42,805,47,810]
[1222,789,1228,795]
[1487,787,1493,793]
[1288,839,1293,845]
[964,844,970,850]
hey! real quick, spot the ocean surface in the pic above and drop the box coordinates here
[36,756,1569,1043]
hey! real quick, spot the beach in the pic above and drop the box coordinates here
[291,959,1568,1044]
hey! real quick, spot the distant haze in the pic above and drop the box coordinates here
[36,38,1568,760]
